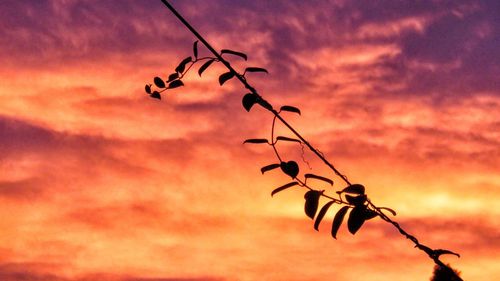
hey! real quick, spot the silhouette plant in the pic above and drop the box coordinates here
[146,1,464,280]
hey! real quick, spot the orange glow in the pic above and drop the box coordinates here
[0,1,498,281]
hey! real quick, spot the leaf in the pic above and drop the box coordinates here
[175,56,192,73]
[168,80,184,89]
[433,249,460,258]
[219,71,235,85]
[331,206,349,239]
[243,138,269,144]
[150,91,161,100]
[280,161,299,178]
[304,174,333,186]
[167,73,179,82]
[245,67,268,74]
[145,84,151,94]
[220,49,247,60]
[271,182,298,197]
[193,40,198,59]
[379,207,397,216]
[345,194,367,206]
[198,59,215,76]
[261,163,281,174]
[276,136,301,143]
[304,190,321,219]
[154,77,165,88]
[364,209,378,220]
[242,93,258,112]
[347,206,367,234]
[314,201,335,231]
[338,184,365,195]
[257,98,273,111]
[280,105,301,115]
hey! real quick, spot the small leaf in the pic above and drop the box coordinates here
[271,182,298,197]
[198,59,215,76]
[145,84,151,94]
[150,91,161,100]
[193,40,198,59]
[245,67,268,74]
[257,98,273,111]
[347,206,366,234]
[175,56,192,73]
[364,209,378,220]
[168,80,184,89]
[220,49,247,60]
[261,163,281,174]
[379,207,397,216]
[167,73,179,82]
[280,161,299,178]
[276,136,301,143]
[154,77,166,88]
[314,201,335,231]
[242,93,258,112]
[338,184,365,195]
[243,138,269,144]
[219,71,235,85]
[304,174,333,186]
[433,249,460,258]
[304,190,321,219]
[331,206,349,239]
[280,106,301,115]
[345,194,367,206]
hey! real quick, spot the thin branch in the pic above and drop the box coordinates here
[157,1,462,278]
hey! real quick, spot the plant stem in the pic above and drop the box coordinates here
[159,1,462,278]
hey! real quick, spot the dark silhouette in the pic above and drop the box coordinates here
[146,1,464,280]
[431,264,462,281]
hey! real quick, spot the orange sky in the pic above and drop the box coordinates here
[0,1,499,280]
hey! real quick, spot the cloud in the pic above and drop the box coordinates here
[0,263,223,281]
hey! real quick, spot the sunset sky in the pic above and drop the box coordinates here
[0,0,499,280]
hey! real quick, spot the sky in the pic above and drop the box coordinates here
[0,0,499,280]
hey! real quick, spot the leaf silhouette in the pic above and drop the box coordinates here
[304,190,321,219]
[276,136,301,143]
[219,71,235,85]
[193,40,198,58]
[242,93,258,112]
[338,184,365,195]
[167,73,179,82]
[331,206,349,239]
[364,209,378,220]
[347,206,366,234]
[175,56,192,73]
[198,59,215,76]
[245,67,268,74]
[168,80,184,89]
[261,163,281,174]
[271,182,298,197]
[154,77,165,88]
[314,201,335,231]
[243,138,269,144]
[220,49,247,60]
[150,91,161,100]
[304,174,333,186]
[257,99,273,111]
[280,105,301,115]
[280,161,299,178]
[433,249,460,258]
[145,84,151,94]
[379,207,397,216]
[345,194,367,206]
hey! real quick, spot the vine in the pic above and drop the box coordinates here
[145,0,463,279]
